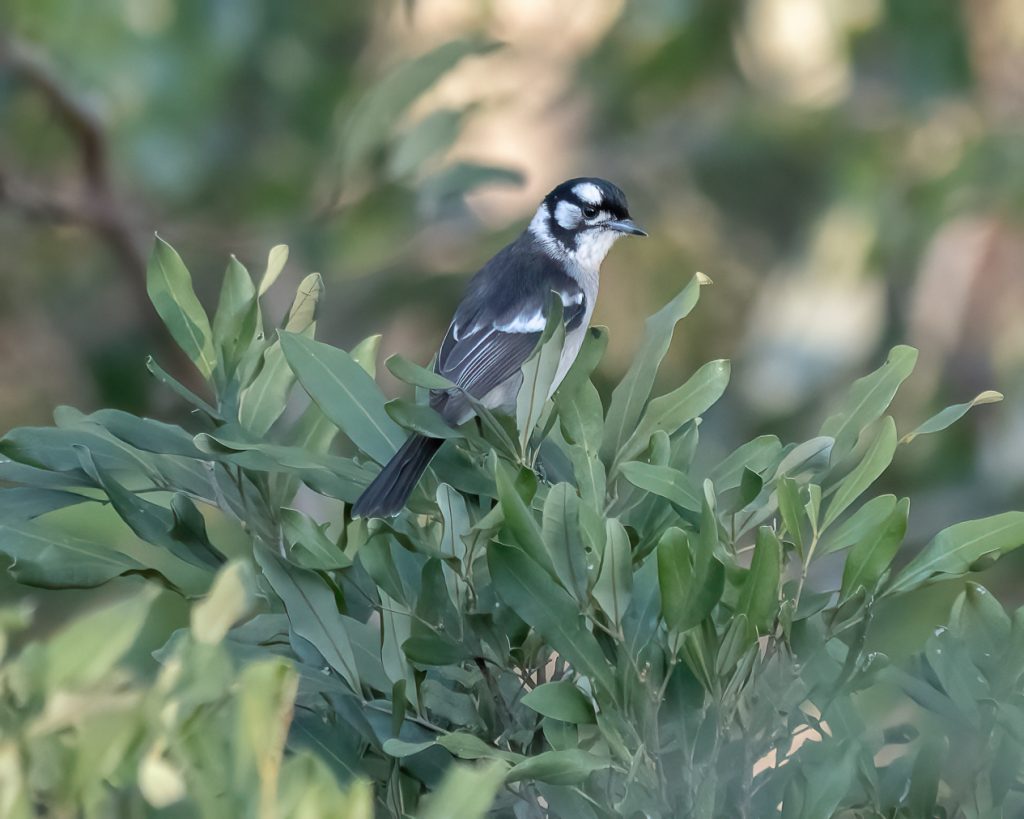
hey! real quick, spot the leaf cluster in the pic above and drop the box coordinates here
[0,240,1020,818]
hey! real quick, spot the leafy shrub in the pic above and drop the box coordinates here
[1,239,1022,818]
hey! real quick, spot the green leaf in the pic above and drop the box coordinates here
[822,416,898,529]
[820,345,917,463]
[777,476,804,553]
[658,528,696,634]
[259,243,289,296]
[619,461,702,513]
[901,390,1003,444]
[0,517,111,585]
[281,508,351,570]
[516,295,565,452]
[593,517,633,626]
[541,483,589,602]
[521,680,595,724]
[238,273,322,436]
[709,435,782,490]
[417,761,509,819]
[385,399,461,439]
[488,542,614,695]
[437,733,523,764]
[146,236,217,379]
[616,359,730,466]
[738,527,781,633]
[386,354,453,390]
[145,356,218,416]
[281,331,405,464]
[0,487,89,521]
[555,379,606,511]
[42,584,160,691]
[212,255,260,376]
[819,494,898,556]
[255,545,360,692]
[506,749,611,785]
[555,325,607,400]
[890,511,1024,594]
[840,497,909,600]
[341,37,502,179]
[191,560,256,645]
[601,275,702,461]
[495,462,553,574]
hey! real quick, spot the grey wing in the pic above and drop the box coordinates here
[430,322,541,424]
[430,285,588,425]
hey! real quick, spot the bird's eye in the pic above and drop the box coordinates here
[582,205,598,219]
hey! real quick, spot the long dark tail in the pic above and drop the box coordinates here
[352,435,443,518]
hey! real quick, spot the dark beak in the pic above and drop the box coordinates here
[606,218,647,236]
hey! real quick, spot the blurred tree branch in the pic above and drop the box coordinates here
[0,36,147,281]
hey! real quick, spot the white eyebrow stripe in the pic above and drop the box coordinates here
[572,182,602,205]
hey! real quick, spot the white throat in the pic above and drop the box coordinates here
[573,229,621,274]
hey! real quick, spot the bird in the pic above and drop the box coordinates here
[352,177,646,518]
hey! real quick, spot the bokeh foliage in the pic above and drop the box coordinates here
[2,242,1022,816]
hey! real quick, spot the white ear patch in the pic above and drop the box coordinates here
[554,200,580,229]
[572,182,602,205]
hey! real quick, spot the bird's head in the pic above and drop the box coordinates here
[529,177,646,270]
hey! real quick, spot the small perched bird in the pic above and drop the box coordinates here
[352,177,646,518]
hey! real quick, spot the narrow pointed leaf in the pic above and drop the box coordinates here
[822,416,898,529]
[901,390,1003,444]
[601,275,702,461]
[147,236,217,379]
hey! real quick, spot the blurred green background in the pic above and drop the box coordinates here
[2,0,1023,619]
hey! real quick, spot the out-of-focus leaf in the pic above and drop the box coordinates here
[593,517,633,625]
[341,37,501,179]
[901,390,1003,444]
[146,236,217,379]
[416,760,508,819]
[191,560,255,645]
[43,584,159,691]
[840,497,909,601]
[281,332,404,464]
[238,273,322,436]
[820,345,917,464]
[889,512,1024,594]
[488,542,614,695]
[822,416,898,529]
[601,275,703,462]
[738,527,781,633]
[616,359,730,466]
[255,545,360,692]
[521,681,595,725]
[908,736,944,817]
[388,107,466,179]
[506,749,612,785]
